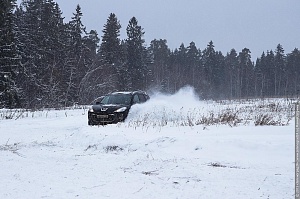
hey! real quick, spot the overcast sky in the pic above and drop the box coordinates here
[17,0,300,60]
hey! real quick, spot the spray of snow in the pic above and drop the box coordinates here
[126,86,209,123]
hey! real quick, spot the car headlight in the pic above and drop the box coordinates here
[88,108,94,112]
[114,107,127,113]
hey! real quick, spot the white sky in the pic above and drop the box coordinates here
[17,0,300,60]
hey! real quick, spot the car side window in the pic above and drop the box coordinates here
[138,94,146,102]
[133,94,140,104]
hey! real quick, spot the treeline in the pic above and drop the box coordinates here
[1,0,300,109]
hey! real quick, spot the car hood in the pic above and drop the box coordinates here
[91,104,130,113]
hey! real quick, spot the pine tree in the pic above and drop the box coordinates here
[40,0,65,107]
[214,51,225,98]
[126,16,146,90]
[177,43,187,66]
[0,0,20,108]
[202,41,216,98]
[186,41,201,87]
[99,13,122,65]
[82,30,100,71]
[224,49,239,98]
[62,4,87,106]
[15,0,67,108]
[148,39,170,91]
[286,48,300,97]
[265,50,275,97]
[238,48,253,98]
[77,29,100,103]
[15,0,44,108]
[79,13,121,101]
[175,43,188,90]
[274,44,285,95]
[254,51,267,97]
[96,13,123,91]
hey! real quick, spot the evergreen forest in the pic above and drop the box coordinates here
[1,0,300,109]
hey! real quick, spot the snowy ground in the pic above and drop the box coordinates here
[0,88,296,199]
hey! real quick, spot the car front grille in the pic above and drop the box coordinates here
[88,112,117,124]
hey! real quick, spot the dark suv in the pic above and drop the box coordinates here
[88,91,150,125]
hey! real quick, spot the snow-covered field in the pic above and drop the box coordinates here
[0,87,296,199]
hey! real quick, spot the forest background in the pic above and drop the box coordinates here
[1,0,300,109]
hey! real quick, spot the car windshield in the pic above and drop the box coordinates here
[101,94,131,105]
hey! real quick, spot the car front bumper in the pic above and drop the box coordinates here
[88,111,125,125]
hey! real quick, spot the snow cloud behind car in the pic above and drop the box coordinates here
[125,86,207,123]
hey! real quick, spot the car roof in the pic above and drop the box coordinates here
[110,91,148,95]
